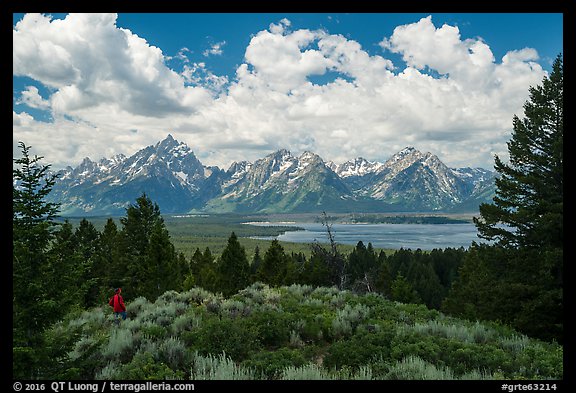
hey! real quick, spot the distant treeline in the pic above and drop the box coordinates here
[342,215,471,224]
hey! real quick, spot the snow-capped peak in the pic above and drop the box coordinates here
[334,157,385,178]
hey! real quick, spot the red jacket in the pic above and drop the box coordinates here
[109,294,126,313]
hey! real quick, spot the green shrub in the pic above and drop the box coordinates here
[39,283,564,381]
[220,299,251,318]
[515,342,563,379]
[190,317,261,361]
[334,365,373,380]
[68,336,100,361]
[280,363,334,380]
[331,304,372,339]
[190,352,255,380]
[246,310,292,348]
[119,351,184,380]
[390,331,443,364]
[158,336,188,370]
[127,296,151,319]
[95,361,122,380]
[171,312,202,334]
[384,355,455,380]
[499,334,530,354]
[140,322,168,339]
[102,328,135,361]
[242,348,307,379]
[299,312,332,343]
[288,330,304,348]
[324,326,395,370]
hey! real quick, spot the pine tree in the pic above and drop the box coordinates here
[145,220,178,300]
[117,193,173,301]
[256,239,289,286]
[74,219,101,307]
[250,245,263,279]
[346,241,378,292]
[13,142,60,254]
[96,218,120,292]
[217,232,251,297]
[390,274,421,304]
[46,221,86,309]
[474,55,563,250]
[13,142,61,378]
[446,55,563,342]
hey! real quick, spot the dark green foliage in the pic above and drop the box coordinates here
[13,142,60,253]
[74,219,102,307]
[216,232,251,297]
[323,325,395,370]
[474,55,563,251]
[13,142,66,378]
[447,55,563,343]
[308,212,347,289]
[96,218,120,289]
[250,245,262,280]
[390,274,421,304]
[298,251,334,287]
[119,351,186,380]
[242,348,307,379]
[256,240,291,286]
[247,309,292,348]
[187,247,218,292]
[346,241,379,293]
[188,316,261,361]
[443,245,563,342]
[114,193,185,301]
[46,221,87,309]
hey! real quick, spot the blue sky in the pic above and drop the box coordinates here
[13,13,563,170]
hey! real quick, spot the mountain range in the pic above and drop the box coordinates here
[46,134,496,216]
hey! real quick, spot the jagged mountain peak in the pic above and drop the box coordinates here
[227,160,251,173]
[268,148,293,161]
[387,146,423,163]
[299,150,323,163]
[153,134,192,158]
[335,157,385,178]
[47,137,495,215]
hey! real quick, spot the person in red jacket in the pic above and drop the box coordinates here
[109,288,127,326]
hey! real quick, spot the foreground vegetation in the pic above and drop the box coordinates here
[43,283,562,380]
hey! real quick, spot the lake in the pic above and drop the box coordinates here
[247,222,488,250]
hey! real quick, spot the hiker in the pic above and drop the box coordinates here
[109,287,127,325]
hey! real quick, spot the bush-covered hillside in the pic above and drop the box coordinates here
[42,283,562,380]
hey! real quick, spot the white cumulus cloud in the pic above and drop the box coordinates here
[13,14,550,171]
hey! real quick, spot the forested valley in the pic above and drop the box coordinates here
[12,56,563,381]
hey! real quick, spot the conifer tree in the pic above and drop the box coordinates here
[250,245,263,279]
[13,142,61,378]
[46,220,85,308]
[474,54,563,251]
[217,232,250,297]
[347,241,378,292]
[256,239,289,286]
[117,193,173,301]
[446,55,563,342]
[145,219,178,299]
[390,274,421,304]
[97,218,121,292]
[74,219,101,307]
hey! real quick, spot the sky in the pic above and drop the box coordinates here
[13,13,563,171]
